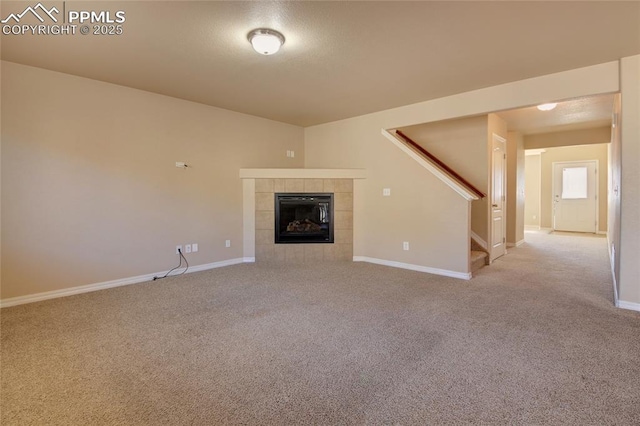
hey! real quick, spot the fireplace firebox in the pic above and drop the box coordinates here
[275,193,334,244]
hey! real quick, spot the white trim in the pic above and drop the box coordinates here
[525,149,546,156]
[470,231,488,250]
[596,231,607,235]
[0,258,246,308]
[239,168,367,179]
[243,257,256,263]
[381,129,480,201]
[507,239,525,248]
[618,300,640,312]
[353,256,472,280]
[489,133,507,263]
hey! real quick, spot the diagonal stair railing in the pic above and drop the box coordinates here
[395,130,486,199]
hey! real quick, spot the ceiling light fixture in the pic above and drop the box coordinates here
[247,28,285,55]
[537,103,558,111]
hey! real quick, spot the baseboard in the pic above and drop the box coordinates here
[0,258,246,309]
[507,239,525,248]
[242,257,256,263]
[597,231,607,235]
[353,256,471,280]
[470,231,487,250]
[618,300,640,312]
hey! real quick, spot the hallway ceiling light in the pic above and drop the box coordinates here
[537,103,558,111]
[247,28,285,55]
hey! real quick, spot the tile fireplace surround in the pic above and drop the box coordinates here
[240,169,367,262]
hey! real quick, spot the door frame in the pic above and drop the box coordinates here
[551,159,599,233]
[489,133,507,262]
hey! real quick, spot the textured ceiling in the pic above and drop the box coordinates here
[1,1,639,127]
[496,94,615,135]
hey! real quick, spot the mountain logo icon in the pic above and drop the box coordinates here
[1,3,59,24]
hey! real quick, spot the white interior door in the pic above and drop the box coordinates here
[491,135,506,261]
[553,161,597,233]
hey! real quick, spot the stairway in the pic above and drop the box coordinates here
[470,237,489,275]
[471,250,488,275]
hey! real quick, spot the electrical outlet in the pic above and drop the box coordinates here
[225,240,231,248]
[175,162,186,168]
[192,243,198,252]
[176,245,182,255]
[286,150,291,157]
[185,244,192,254]
[403,241,409,251]
[383,188,391,196]
[290,150,295,158]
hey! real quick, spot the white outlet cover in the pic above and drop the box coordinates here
[403,242,409,250]
[192,243,198,252]
[176,245,182,254]
[185,244,192,253]
[225,240,231,248]
[175,162,185,168]
[290,151,295,158]
[383,188,391,196]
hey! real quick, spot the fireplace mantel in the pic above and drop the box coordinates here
[240,169,366,262]
[240,168,367,180]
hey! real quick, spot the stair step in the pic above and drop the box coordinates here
[470,250,487,263]
[471,250,488,274]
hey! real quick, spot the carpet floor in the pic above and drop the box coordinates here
[1,233,639,425]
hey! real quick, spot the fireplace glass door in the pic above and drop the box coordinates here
[275,193,334,244]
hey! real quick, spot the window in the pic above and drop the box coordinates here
[562,167,588,199]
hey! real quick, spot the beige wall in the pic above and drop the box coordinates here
[305,60,620,277]
[4,57,639,305]
[507,132,525,244]
[524,126,611,149]
[396,113,508,246]
[0,61,2,293]
[1,62,304,299]
[538,144,609,232]
[524,154,542,227]
[619,55,640,305]
[398,116,489,243]
[304,116,471,274]
[523,126,613,232]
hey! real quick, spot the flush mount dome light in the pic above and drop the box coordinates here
[248,28,285,55]
[537,103,558,111]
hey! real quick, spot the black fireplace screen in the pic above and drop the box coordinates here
[275,193,334,244]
